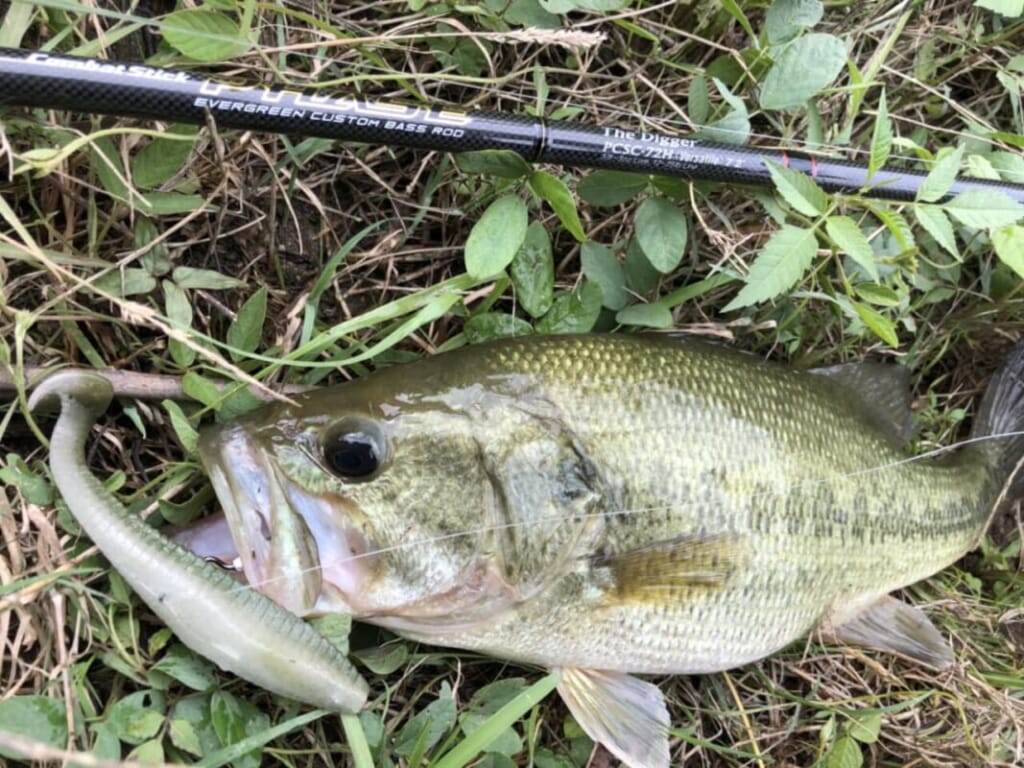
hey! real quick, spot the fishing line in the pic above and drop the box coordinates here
[221,428,1024,599]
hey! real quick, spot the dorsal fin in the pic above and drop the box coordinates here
[810,361,918,445]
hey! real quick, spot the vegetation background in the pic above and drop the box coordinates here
[1,0,1023,765]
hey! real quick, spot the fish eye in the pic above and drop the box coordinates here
[321,418,388,481]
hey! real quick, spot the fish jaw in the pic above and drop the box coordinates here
[170,511,241,567]
[196,421,371,617]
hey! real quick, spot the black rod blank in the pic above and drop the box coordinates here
[1,47,1022,204]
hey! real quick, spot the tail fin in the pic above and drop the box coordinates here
[971,341,1024,502]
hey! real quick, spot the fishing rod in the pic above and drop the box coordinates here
[1,47,1023,205]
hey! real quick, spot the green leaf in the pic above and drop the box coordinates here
[990,150,1024,184]
[966,153,1001,180]
[974,0,1024,16]
[108,691,166,746]
[226,286,267,360]
[580,242,628,310]
[510,221,554,317]
[765,0,824,44]
[826,734,864,768]
[853,283,901,307]
[94,268,158,297]
[578,170,649,207]
[465,313,534,343]
[765,160,828,216]
[432,34,492,78]
[540,0,630,10]
[170,695,221,759]
[433,673,560,768]
[0,697,68,760]
[723,225,817,310]
[505,0,562,27]
[759,33,847,110]
[172,266,245,290]
[90,136,129,199]
[128,738,164,763]
[0,454,53,506]
[993,224,1024,278]
[945,189,1024,229]
[88,721,122,761]
[688,75,711,125]
[458,679,529,757]
[170,717,204,757]
[455,150,532,179]
[210,690,269,768]
[163,280,195,367]
[868,90,892,178]
[181,372,223,408]
[718,0,756,40]
[534,749,576,768]
[853,301,899,347]
[151,645,216,692]
[163,399,199,455]
[353,642,410,675]
[162,9,251,61]
[529,171,585,241]
[140,192,210,215]
[574,0,631,8]
[465,195,529,278]
[716,75,750,113]
[136,218,171,276]
[846,710,883,744]
[825,215,877,280]
[916,145,964,203]
[394,683,457,757]
[634,198,688,273]
[650,176,690,199]
[616,302,673,328]
[535,280,603,334]
[871,207,915,251]
[131,125,196,189]
[913,205,959,258]
[623,236,661,296]
[692,77,751,145]
[696,103,751,145]
[358,709,384,750]
[308,613,352,656]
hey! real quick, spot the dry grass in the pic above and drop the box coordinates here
[2,0,1023,766]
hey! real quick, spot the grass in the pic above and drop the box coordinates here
[1,0,1023,766]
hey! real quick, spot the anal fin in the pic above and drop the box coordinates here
[556,667,670,768]
[822,595,954,669]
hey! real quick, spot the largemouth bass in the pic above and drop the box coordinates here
[191,334,1024,768]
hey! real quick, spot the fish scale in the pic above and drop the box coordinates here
[193,333,1024,768]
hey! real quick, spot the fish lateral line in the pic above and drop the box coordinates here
[193,428,1024,600]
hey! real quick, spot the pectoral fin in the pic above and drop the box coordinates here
[556,667,670,768]
[823,595,954,668]
[595,533,746,606]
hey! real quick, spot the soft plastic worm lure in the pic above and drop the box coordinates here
[29,370,369,712]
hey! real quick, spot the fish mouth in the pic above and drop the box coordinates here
[174,422,370,617]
